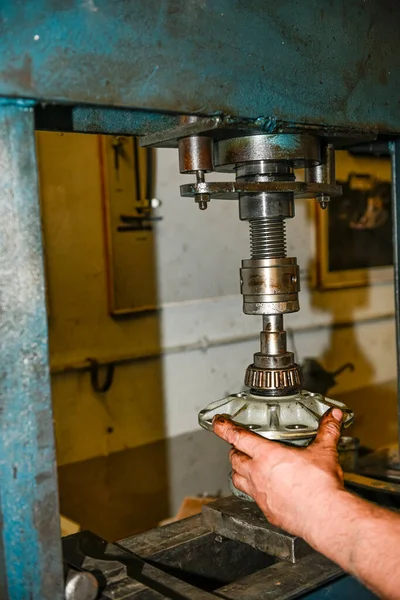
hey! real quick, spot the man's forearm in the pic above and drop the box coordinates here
[212,413,400,598]
[304,489,400,599]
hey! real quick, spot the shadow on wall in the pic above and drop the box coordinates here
[37,131,170,541]
[309,279,375,391]
[58,426,170,541]
[306,199,397,451]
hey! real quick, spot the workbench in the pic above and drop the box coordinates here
[63,495,382,599]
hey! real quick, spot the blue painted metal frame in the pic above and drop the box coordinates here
[0,100,63,599]
[35,105,181,138]
[1,1,400,133]
[304,575,377,599]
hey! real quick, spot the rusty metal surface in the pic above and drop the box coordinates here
[216,553,343,600]
[202,496,311,563]
[34,105,179,137]
[214,134,321,170]
[64,530,215,600]
[121,515,209,557]
[141,116,243,147]
[116,511,378,599]
[140,117,376,149]
[180,180,342,200]
[1,2,400,132]
[179,136,214,173]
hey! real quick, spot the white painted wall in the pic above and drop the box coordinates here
[155,149,313,303]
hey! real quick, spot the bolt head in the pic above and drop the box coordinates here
[318,194,330,210]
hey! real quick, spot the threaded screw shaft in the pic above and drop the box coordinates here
[249,218,287,259]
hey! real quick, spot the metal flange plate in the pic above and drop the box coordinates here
[198,389,354,444]
[180,181,342,200]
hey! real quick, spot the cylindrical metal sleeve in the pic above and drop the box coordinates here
[215,134,321,172]
[263,314,283,331]
[240,257,300,315]
[305,143,335,185]
[260,330,287,355]
[178,136,213,173]
[241,262,300,296]
[239,193,294,221]
[253,352,295,369]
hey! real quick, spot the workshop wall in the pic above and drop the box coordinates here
[37,133,396,540]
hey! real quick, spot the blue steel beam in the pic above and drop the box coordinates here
[71,107,178,137]
[34,105,179,137]
[1,1,400,133]
[0,100,63,598]
[35,106,273,140]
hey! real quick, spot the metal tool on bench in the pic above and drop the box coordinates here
[64,567,99,600]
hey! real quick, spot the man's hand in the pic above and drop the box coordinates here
[215,408,400,599]
[213,408,344,539]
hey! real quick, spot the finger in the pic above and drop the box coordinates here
[229,447,250,460]
[312,408,343,451]
[230,449,252,476]
[213,415,267,457]
[231,470,252,496]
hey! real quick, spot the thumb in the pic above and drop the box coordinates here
[313,408,343,451]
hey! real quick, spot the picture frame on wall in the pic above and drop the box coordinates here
[100,136,159,316]
[315,150,393,290]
